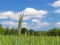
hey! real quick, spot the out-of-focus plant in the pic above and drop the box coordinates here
[18,12,24,45]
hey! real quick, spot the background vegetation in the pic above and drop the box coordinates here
[0,24,60,36]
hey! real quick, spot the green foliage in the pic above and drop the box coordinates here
[0,24,5,34]
[0,35,60,45]
[21,28,28,34]
[4,28,10,35]
[47,28,60,36]
[39,31,47,36]
[34,31,47,36]
[29,29,35,36]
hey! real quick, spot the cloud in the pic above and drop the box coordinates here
[0,21,30,29]
[55,22,60,28]
[0,21,18,28]
[54,9,60,13]
[32,19,40,23]
[33,22,50,29]
[31,19,50,29]
[0,11,20,20]
[0,7,48,21]
[21,18,50,30]
[52,0,60,7]
[22,22,28,28]
[24,7,48,19]
[0,7,49,29]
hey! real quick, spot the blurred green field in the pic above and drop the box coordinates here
[0,35,60,45]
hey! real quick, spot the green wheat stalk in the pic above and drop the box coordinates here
[17,12,24,45]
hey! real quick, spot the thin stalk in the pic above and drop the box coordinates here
[17,12,24,45]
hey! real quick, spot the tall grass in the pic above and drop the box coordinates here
[0,35,60,45]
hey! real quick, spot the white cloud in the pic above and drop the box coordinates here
[0,21,30,29]
[22,22,28,28]
[0,7,48,21]
[0,19,50,29]
[54,9,60,13]
[22,19,50,29]
[0,21,18,28]
[0,7,49,29]
[0,11,20,20]
[31,19,50,29]
[55,22,60,27]
[32,19,40,23]
[24,7,48,19]
[52,0,60,7]
[34,22,50,29]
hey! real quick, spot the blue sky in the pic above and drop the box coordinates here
[0,0,60,31]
